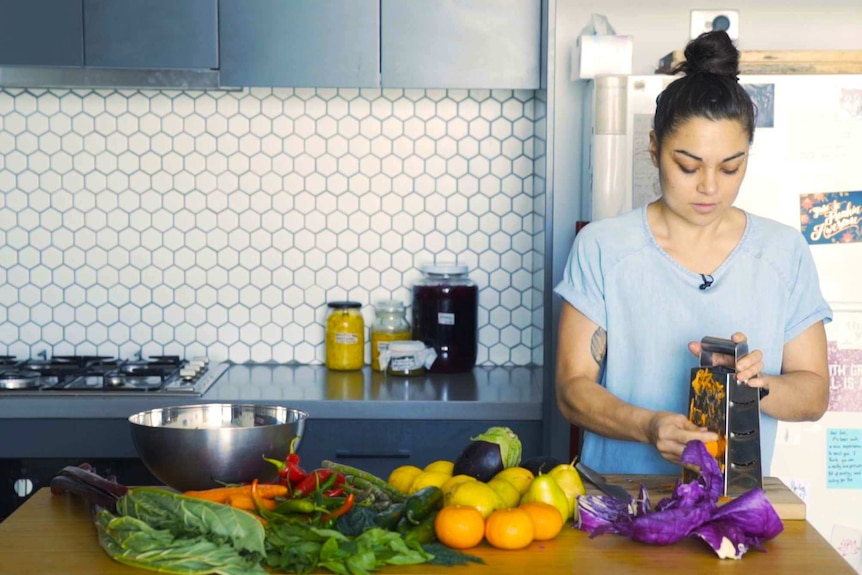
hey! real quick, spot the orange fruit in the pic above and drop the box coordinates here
[484,507,535,550]
[434,505,486,549]
[519,501,565,541]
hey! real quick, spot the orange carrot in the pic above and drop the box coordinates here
[183,483,288,503]
[226,494,277,512]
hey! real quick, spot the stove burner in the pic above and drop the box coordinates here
[0,353,220,396]
[0,373,40,390]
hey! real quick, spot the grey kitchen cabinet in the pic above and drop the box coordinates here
[219,0,380,88]
[83,0,218,69]
[381,0,541,89]
[0,0,84,67]
[297,419,541,479]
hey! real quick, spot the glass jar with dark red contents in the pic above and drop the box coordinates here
[411,263,478,373]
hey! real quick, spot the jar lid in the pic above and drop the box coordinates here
[374,299,405,312]
[420,263,469,275]
[388,340,426,353]
[327,301,362,309]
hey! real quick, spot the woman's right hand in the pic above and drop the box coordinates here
[646,411,718,466]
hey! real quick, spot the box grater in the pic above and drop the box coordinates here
[685,336,763,496]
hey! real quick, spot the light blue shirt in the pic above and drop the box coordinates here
[554,207,832,475]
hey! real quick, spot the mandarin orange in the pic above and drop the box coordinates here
[519,501,565,541]
[484,507,534,550]
[434,505,486,549]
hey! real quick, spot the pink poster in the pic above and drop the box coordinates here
[828,341,862,412]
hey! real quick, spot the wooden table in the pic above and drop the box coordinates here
[0,489,855,575]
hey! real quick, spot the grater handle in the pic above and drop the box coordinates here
[699,336,749,369]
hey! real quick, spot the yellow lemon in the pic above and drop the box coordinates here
[423,460,455,476]
[408,471,451,494]
[442,474,477,496]
[492,467,535,495]
[487,478,522,509]
[445,480,505,519]
[387,465,423,494]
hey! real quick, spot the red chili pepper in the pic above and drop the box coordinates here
[320,493,355,526]
[285,453,307,486]
[292,469,345,498]
[323,487,344,498]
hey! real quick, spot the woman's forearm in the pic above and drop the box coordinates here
[555,376,656,444]
[759,370,829,421]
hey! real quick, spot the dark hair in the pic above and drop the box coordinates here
[653,31,755,148]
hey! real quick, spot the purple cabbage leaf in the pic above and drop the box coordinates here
[576,440,784,559]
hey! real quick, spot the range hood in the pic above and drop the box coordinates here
[0,66,223,90]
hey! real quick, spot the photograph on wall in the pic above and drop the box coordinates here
[800,191,862,245]
[743,83,775,128]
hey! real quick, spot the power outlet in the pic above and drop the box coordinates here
[690,9,739,40]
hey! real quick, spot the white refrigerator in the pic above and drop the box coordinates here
[583,73,862,572]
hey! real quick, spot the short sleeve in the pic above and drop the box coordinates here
[784,235,832,342]
[553,226,608,329]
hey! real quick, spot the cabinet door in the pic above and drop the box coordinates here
[0,0,84,67]
[381,0,541,89]
[83,0,218,69]
[219,0,379,88]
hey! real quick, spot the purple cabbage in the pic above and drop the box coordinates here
[576,440,784,559]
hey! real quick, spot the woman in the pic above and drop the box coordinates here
[554,31,831,475]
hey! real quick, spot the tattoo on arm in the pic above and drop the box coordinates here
[591,327,607,367]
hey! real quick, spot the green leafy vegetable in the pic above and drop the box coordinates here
[117,487,266,558]
[95,509,266,575]
[265,522,432,575]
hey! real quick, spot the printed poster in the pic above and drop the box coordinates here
[827,309,862,413]
[800,192,862,244]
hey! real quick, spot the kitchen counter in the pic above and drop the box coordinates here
[0,365,543,461]
[0,488,855,575]
[0,365,542,420]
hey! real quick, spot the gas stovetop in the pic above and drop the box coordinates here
[0,354,228,397]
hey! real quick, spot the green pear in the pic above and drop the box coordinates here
[519,473,570,522]
[548,459,586,521]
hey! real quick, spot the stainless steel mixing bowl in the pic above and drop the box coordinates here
[129,403,308,492]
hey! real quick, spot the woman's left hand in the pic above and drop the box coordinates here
[688,332,767,389]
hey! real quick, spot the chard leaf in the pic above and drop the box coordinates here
[119,487,266,558]
[95,509,266,575]
[576,440,784,559]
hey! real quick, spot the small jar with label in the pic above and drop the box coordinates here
[325,301,365,371]
[381,340,437,377]
[370,300,411,372]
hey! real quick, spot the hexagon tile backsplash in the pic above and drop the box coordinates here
[0,87,544,366]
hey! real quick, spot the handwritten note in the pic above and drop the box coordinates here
[830,524,862,572]
[827,429,862,489]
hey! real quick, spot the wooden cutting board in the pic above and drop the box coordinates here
[585,475,805,520]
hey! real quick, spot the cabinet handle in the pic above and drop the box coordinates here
[334,450,410,459]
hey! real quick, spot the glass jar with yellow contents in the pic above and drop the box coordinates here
[370,300,411,372]
[325,301,365,371]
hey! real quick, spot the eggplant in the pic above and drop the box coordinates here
[452,440,504,482]
[521,455,564,477]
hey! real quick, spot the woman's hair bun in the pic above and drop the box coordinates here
[675,30,740,77]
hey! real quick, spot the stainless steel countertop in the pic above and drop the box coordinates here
[0,364,544,421]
